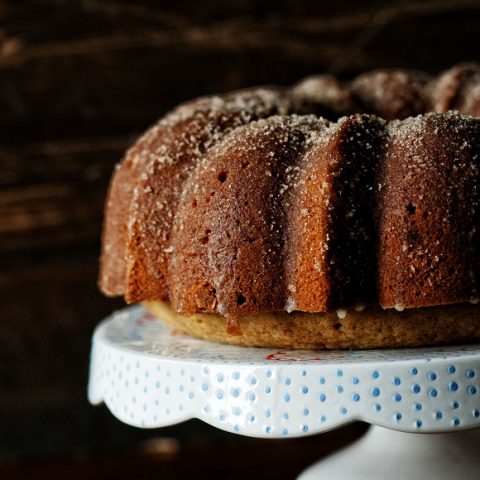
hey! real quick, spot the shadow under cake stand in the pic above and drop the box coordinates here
[88,306,480,479]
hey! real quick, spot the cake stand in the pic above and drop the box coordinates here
[88,306,480,479]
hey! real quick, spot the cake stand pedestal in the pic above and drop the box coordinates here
[88,306,480,479]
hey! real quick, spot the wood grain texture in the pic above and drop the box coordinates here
[1,0,479,476]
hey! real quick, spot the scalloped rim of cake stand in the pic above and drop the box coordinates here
[88,306,480,438]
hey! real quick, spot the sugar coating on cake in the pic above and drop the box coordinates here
[430,63,480,117]
[351,69,431,120]
[99,64,480,322]
[293,74,356,117]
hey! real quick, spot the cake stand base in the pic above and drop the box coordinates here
[298,425,480,480]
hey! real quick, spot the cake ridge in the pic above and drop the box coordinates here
[430,63,480,117]
[378,111,480,308]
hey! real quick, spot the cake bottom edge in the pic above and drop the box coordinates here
[143,301,480,350]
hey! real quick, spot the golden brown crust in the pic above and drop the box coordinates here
[145,300,480,350]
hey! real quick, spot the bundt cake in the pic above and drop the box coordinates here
[99,63,480,349]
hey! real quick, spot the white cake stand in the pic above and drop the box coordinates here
[88,306,480,479]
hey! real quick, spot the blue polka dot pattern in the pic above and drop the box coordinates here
[89,306,480,437]
[449,382,459,392]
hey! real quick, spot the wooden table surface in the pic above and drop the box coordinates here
[1,0,479,478]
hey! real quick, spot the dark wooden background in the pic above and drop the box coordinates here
[1,0,479,478]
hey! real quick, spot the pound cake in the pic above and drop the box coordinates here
[99,63,480,349]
